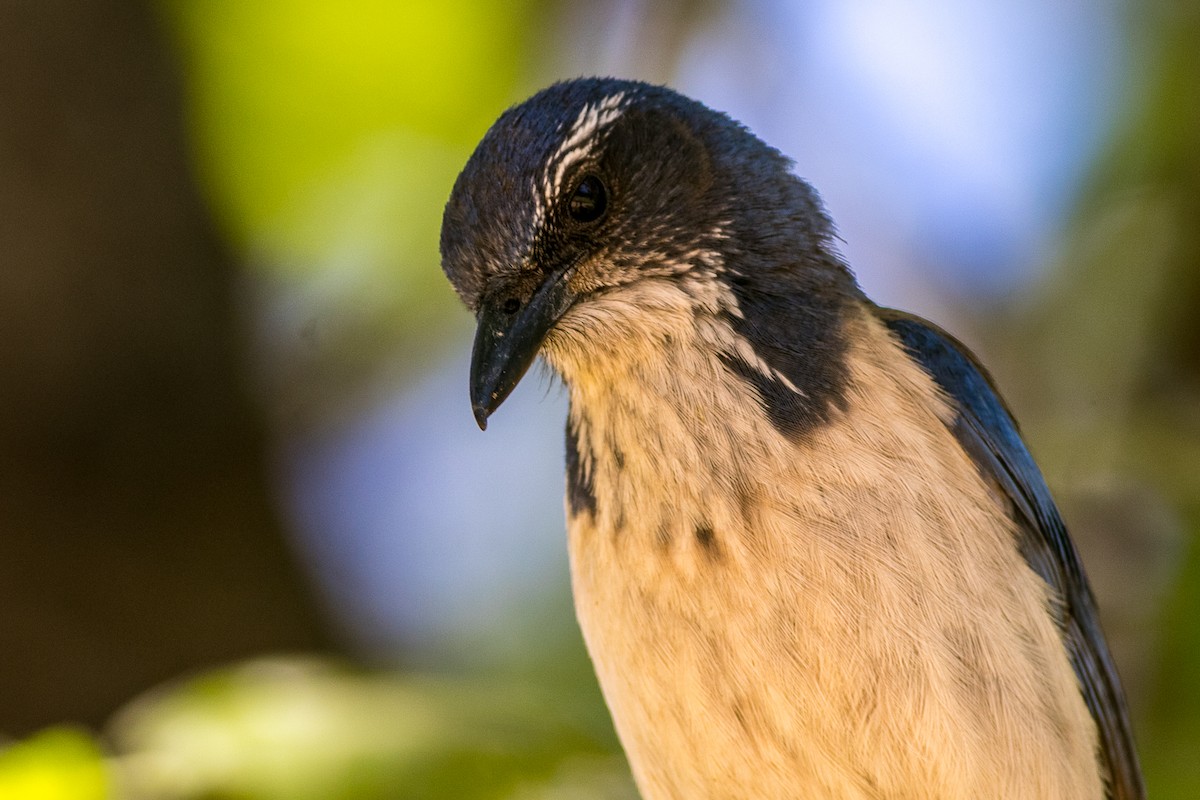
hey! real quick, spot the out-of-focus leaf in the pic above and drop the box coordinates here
[108,658,634,800]
[0,728,110,800]
[154,1,546,406]
[158,0,538,270]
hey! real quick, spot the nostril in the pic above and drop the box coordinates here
[502,297,521,314]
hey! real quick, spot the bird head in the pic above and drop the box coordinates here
[441,78,855,430]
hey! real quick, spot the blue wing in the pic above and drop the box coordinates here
[878,307,1145,800]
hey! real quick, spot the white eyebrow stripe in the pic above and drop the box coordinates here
[543,92,628,199]
[559,92,626,155]
[550,143,591,197]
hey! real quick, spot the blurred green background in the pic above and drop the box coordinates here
[1,1,1197,798]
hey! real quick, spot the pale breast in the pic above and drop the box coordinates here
[557,308,1103,800]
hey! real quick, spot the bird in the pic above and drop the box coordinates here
[440,77,1144,800]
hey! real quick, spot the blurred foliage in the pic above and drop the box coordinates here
[156,0,551,420]
[0,728,110,800]
[1,660,637,800]
[114,660,633,800]
[994,2,1200,796]
[159,0,537,260]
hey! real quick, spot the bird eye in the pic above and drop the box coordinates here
[501,297,521,314]
[568,175,607,223]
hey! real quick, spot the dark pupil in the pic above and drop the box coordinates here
[568,175,607,223]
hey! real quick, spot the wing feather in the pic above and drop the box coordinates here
[877,307,1145,800]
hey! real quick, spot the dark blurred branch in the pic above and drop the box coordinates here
[0,0,331,733]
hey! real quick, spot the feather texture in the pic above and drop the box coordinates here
[550,296,1109,799]
[878,307,1145,800]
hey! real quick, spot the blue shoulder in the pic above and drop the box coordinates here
[877,309,1069,584]
[876,306,1144,800]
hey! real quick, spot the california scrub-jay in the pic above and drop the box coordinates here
[440,78,1143,800]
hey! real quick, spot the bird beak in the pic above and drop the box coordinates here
[469,271,576,430]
